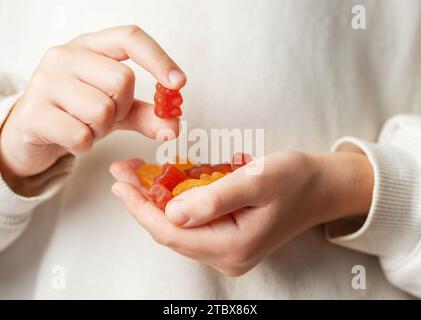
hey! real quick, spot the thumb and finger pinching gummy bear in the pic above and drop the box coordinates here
[147,83,252,209]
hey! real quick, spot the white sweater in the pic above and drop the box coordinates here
[0,0,420,299]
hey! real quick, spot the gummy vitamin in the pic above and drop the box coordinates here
[136,164,163,188]
[154,83,183,119]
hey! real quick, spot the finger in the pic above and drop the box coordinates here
[113,99,180,139]
[48,76,116,139]
[165,170,259,227]
[67,50,135,121]
[35,106,94,155]
[72,25,187,90]
[109,158,145,190]
[111,182,216,253]
[122,158,145,170]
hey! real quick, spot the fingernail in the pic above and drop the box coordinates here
[165,200,189,225]
[168,69,185,86]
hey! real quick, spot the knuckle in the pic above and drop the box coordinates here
[43,45,67,63]
[39,45,72,73]
[29,73,49,93]
[283,151,309,170]
[70,127,92,151]
[124,24,143,38]
[70,33,91,45]
[113,66,135,92]
[92,97,115,126]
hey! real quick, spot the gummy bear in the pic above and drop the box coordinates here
[231,153,253,171]
[154,163,188,192]
[172,179,212,197]
[199,173,212,181]
[148,183,174,210]
[154,83,183,119]
[210,172,225,181]
[211,164,232,174]
[186,164,213,179]
[173,156,195,172]
[136,164,163,188]
[200,172,225,181]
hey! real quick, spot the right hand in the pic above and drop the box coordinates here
[0,25,186,178]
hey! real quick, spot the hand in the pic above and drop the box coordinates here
[110,151,373,276]
[0,25,186,183]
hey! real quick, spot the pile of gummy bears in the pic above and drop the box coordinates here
[136,153,252,210]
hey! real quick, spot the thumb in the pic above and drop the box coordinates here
[165,170,259,227]
[113,99,180,139]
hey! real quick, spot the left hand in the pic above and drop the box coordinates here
[109,151,373,276]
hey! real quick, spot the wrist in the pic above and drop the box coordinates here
[0,145,29,196]
[310,152,374,224]
[0,118,32,196]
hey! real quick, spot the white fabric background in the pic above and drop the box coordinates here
[0,0,418,298]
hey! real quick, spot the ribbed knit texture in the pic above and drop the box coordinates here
[328,137,421,257]
[327,115,421,297]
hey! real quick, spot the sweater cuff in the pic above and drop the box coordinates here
[0,165,71,216]
[0,213,31,252]
[326,137,421,260]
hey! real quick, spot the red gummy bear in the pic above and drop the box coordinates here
[148,183,174,210]
[231,153,253,171]
[154,83,183,119]
[211,164,232,174]
[154,164,188,192]
[186,164,213,179]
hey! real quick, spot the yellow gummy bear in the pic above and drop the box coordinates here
[173,156,196,172]
[200,172,225,182]
[199,173,213,181]
[136,164,163,188]
[210,172,225,181]
[172,179,212,196]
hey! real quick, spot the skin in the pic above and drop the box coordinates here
[0,25,186,192]
[0,25,374,277]
[109,151,373,276]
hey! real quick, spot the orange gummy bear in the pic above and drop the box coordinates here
[173,156,195,172]
[172,179,212,196]
[136,164,163,188]
[199,173,212,181]
[200,172,225,182]
[210,172,225,181]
